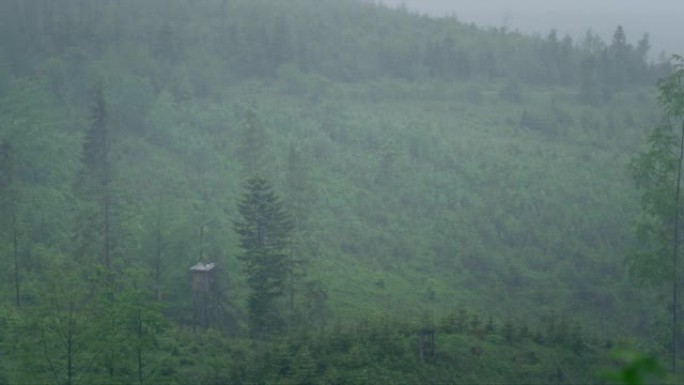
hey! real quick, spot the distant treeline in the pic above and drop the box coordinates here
[0,0,665,99]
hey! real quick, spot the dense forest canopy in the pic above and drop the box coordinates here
[0,0,680,383]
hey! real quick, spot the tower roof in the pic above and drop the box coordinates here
[190,262,217,272]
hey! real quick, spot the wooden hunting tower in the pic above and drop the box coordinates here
[190,262,219,331]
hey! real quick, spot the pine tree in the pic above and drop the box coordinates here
[74,81,123,381]
[75,81,113,270]
[608,25,632,91]
[235,176,293,338]
[0,140,19,307]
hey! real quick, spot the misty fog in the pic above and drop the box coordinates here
[0,0,682,384]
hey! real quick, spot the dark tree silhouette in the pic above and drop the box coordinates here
[235,176,293,338]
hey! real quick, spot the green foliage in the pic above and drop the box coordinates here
[499,79,523,102]
[628,122,679,284]
[0,0,672,383]
[236,176,294,338]
[519,108,559,136]
[628,55,684,380]
[502,320,516,343]
[628,58,684,283]
[602,351,667,385]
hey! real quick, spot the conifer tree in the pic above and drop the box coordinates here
[75,81,113,270]
[0,140,19,307]
[235,176,293,338]
[74,81,123,381]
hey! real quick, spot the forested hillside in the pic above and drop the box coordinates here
[0,0,677,383]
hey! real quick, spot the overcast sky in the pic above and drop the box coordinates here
[376,0,683,58]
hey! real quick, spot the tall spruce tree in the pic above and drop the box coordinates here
[0,140,19,307]
[75,81,113,270]
[235,176,293,338]
[74,81,123,380]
